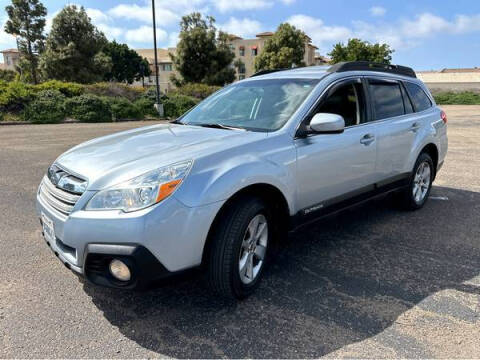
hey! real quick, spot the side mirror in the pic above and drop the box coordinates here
[309,113,345,134]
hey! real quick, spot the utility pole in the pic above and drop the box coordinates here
[151,0,164,116]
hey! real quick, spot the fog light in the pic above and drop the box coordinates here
[109,259,131,281]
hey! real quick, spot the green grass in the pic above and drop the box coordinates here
[434,91,480,105]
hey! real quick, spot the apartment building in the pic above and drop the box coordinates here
[0,49,20,71]
[228,32,319,79]
[134,31,322,90]
[135,48,177,93]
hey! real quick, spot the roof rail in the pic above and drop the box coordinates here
[328,61,416,78]
[251,68,288,77]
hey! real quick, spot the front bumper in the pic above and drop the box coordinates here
[37,188,224,288]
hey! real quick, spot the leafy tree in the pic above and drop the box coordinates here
[254,23,307,72]
[4,0,47,84]
[39,5,111,83]
[171,13,235,86]
[103,41,151,84]
[328,38,393,64]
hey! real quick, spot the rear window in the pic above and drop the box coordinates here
[369,80,405,120]
[404,82,432,112]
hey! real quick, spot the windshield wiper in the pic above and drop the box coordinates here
[195,123,246,131]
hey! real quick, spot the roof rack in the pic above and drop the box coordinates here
[251,68,288,77]
[328,61,416,78]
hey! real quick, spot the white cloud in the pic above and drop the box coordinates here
[85,8,110,24]
[369,6,386,17]
[280,0,296,4]
[125,25,168,44]
[218,17,263,38]
[288,12,480,54]
[287,14,352,53]
[213,0,273,13]
[108,4,179,26]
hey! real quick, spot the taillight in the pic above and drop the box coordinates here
[440,110,447,124]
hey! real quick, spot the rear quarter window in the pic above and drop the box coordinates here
[369,80,405,120]
[404,82,432,112]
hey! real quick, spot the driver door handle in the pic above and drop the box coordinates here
[360,133,375,146]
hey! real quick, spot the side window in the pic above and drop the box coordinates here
[400,83,414,114]
[369,80,405,120]
[404,82,432,112]
[315,81,366,127]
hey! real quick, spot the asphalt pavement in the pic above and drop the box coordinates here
[0,105,479,358]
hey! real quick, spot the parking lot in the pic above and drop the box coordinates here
[0,105,479,358]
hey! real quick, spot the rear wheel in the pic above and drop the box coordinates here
[206,196,271,299]
[399,153,434,210]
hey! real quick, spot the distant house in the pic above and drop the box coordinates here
[0,49,20,71]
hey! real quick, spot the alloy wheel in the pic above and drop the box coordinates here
[238,214,268,285]
[413,161,431,203]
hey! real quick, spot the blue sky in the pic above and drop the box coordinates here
[1,0,479,70]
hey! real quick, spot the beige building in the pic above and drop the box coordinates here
[134,31,321,91]
[0,49,20,71]
[228,32,319,79]
[135,48,177,93]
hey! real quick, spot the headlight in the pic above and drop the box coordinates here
[85,160,193,212]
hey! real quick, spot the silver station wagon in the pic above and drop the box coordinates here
[37,61,448,299]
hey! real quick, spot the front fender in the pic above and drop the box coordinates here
[174,154,295,214]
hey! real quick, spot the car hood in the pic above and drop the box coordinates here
[56,123,267,190]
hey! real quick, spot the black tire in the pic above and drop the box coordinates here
[398,152,434,210]
[206,196,272,299]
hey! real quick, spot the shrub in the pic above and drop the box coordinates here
[103,97,142,120]
[0,81,34,112]
[163,94,199,118]
[434,91,480,105]
[65,94,112,123]
[84,82,145,101]
[173,83,220,99]
[36,80,84,97]
[133,97,158,117]
[25,90,66,124]
[0,69,16,82]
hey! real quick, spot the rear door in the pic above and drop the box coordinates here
[368,78,419,181]
[295,77,378,212]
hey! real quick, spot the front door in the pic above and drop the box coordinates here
[295,78,378,212]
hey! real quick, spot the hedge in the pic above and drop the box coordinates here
[0,80,209,123]
[84,82,145,101]
[25,90,66,124]
[163,94,199,118]
[64,94,112,123]
[434,91,480,105]
[173,83,220,99]
[103,97,142,120]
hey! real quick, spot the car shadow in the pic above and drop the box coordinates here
[83,186,480,358]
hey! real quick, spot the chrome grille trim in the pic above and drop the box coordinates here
[39,174,84,216]
[42,176,80,204]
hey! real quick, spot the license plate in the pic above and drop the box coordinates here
[41,212,55,243]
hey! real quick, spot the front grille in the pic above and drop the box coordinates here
[39,175,82,216]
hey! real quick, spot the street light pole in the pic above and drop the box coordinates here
[151,0,163,116]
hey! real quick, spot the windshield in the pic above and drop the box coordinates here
[178,78,319,131]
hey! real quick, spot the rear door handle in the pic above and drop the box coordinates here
[410,122,421,132]
[360,134,375,145]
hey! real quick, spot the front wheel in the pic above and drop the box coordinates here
[206,196,271,299]
[399,153,434,210]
